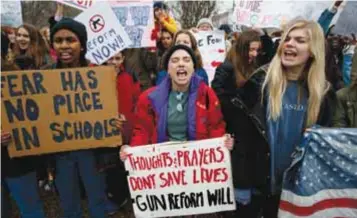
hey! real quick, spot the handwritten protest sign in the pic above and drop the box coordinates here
[75,2,131,65]
[332,1,357,36]
[1,66,122,157]
[110,1,155,48]
[233,0,332,28]
[124,137,236,218]
[194,31,226,84]
[234,0,288,28]
[1,1,23,27]
[57,0,96,10]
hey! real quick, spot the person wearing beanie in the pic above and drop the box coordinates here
[48,17,111,218]
[50,17,88,68]
[156,30,209,85]
[119,45,234,216]
[190,17,214,33]
[119,44,233,175]
[196,18,214,31]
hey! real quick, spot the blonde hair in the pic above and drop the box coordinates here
[262,19,328,127]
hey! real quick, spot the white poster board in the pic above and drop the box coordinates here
[194,31,226,85]
[124,137,236,218]
[1,1,23,27]
[333,1,357,36]
[109,1,155,48]
[75,2,131,65]
[233,0,332,28]
[57,0,96,10]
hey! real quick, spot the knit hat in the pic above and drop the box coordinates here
[219,24,232,35]
[163,44,197,71]
[154,1,167,10]
[50,18,88,56]
[196,18,214,29]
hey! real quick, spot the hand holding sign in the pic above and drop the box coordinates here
[334,0,343,7]
[1,66,122,157]
[119,144,130,161]
[114,114,127,132]
[124,137,236,217]
[224,134,234,151]
[1,131,12,146]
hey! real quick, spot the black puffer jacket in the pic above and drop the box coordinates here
[212,62,336,194]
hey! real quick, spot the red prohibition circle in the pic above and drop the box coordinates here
[89,14,105,33]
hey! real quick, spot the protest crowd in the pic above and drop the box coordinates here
[1,0,357,218]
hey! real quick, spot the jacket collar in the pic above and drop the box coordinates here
[148,74,202,142]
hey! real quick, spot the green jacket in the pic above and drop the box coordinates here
[332,86,357,127]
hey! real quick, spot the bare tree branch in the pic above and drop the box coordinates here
[170,1,217,29]
[21,1,80,28]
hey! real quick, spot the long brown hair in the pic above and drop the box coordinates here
[173,30,203,69]
[13,24,50,69]
[227,29,260,87]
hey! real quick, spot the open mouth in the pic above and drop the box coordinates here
[284,50,297,58]
[59,52,73,61]
[177,69,188,79]
[19,42,28,48]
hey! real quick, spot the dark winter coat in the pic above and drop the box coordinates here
[212,62,336,194]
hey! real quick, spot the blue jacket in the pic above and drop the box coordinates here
[156,67,209,85]
[317,9,335,35]
[342,53,353,86]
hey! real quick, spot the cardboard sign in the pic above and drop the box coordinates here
[1,1,23,27]
[109,0,155,48]
[75,2,131,65]
[57,0,96,10]
[194,31,226,85]
[124,137,236,218]
[1,66,122,157]
[233,0,332,28]
[333,1,357,36]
